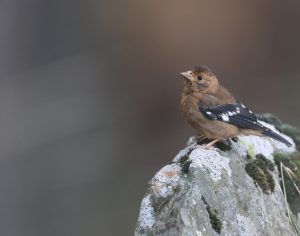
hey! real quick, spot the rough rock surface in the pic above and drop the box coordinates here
[135,120,300,236]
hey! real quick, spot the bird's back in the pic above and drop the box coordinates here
[213,85,236,104]
[198,85,236,108]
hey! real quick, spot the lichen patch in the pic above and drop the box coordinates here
[189,148,231,181]
[149,163,181,198]
[137,195,155,229]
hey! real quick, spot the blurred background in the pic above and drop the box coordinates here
[0,0,300,235]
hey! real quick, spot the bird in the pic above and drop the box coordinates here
[179,65,292,148]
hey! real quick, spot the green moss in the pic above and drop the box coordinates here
[290,152,300,172]
[201,196,222,234]
[215,139,232,151]
[209,211,222,234]
[197,137,232,151]
[179,150,193,174]
[173,185,181,194]
[245,154,275,193]
[179,155,189,165]
[274,152,300,215]
[181,160,192,174]
[256,154,275,171]
[274,152,300,175]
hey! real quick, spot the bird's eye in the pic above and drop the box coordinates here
[197,75,203,81]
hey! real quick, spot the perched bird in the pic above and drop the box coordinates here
[179,65,292,148]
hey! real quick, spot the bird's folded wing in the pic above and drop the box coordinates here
[199,102,264,130]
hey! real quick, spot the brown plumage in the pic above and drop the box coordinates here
[179,65,292,148]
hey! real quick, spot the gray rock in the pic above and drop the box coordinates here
[135,122,299,236]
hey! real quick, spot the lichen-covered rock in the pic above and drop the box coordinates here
[135,121,300,236]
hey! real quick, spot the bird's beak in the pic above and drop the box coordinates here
[180,70,194,81]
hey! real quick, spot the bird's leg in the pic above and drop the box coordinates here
[203,138,221,149]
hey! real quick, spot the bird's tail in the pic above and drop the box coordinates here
[262,127,292,147]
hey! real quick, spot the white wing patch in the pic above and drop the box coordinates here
[221,114,229,121]
[219,107,241,121]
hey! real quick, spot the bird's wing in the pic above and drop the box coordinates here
[199,100,293,146]
[199,101,292,146]
[199,101,263,130]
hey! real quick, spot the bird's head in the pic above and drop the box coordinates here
[180,65,219,94]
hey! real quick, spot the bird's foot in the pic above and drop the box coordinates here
[202,138,221,149]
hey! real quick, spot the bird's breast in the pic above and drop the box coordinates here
[180,94,204,123]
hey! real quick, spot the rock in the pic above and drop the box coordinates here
[135,119,300,236]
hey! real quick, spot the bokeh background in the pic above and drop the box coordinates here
[1,1,300,235]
